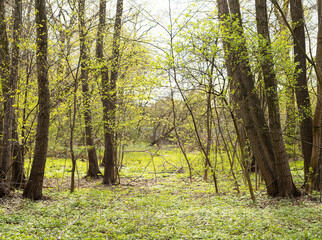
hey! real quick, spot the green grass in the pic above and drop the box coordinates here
[1,145,321,239]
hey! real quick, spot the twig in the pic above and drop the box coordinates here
[124,147,161,185]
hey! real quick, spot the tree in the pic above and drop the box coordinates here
[255,0,300,196]
[217,0,301,196]
[290,0,313,184]
[0,0,11,196]
[102,0,123,185]
[0,0,12,181]
[23,0,50,200]
[309,0,322,191]
[10,0,24,188]
[217,0,255,200]
[78,0,101,178]
[272,0,296,146]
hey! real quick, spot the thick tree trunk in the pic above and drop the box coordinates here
[1,83,14,181]
[255,0,300,197]
[0,0,12,181]
[78,0,101,178]
[0,0,11,197]
[218,0,254,175]
[218,0,300,197]
[222,0,278,196]
[290,0,313,184]
[102,0,123,185]
[23,0,50,200]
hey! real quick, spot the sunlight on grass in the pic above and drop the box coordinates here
[1,145,321,239]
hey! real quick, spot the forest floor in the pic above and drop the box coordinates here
[0,145,321,239]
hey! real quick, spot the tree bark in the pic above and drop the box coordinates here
[0,0,12,181]
[219,0,278,196]
[23,0,50,200]
[78,0,101,178]
[0,0,11,197]
[10,0,23,188]
[290,0,313,184]
[255,0,300,197]
[309,0,322,191]
[217,0,300,197]
[102,0,123,185]
[204,76,213,181]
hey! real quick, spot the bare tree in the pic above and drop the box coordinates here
[78,0,101,178]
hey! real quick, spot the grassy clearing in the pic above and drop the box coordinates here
[1,145,321,239]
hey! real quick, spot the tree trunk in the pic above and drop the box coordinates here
[255,0,300,197]
[309,0,322,191]
[0,0,12,182]
[218,0,254,173]
[12,143,25,188]
[290,0,313,184]
[69,79,78,193]
[0,0,10,198]
[96,0,108,169]
[10,0,23,188]
[218,0,300,197]
[272,0,296,146]
[102,0,123,185]
[23,0,50,200]
[218,0,278,196]
[78,0,101,178]
[204,63,214,181]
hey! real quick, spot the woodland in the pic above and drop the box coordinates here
[0,0,321,239]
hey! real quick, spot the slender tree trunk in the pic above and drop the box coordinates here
[214,99,241,195]
[272,0,296,145]
[309,0,322,191]
[256,0,300,197]
[96,0,108,169]
[217,0,253,172]
[69,77,78,193]
[170,88,192,183]
[23,0,50,200]
[78,0,101,178]
[21,54,32,178]
[204,62,214,181]
[12,110,25,188]
[10,0,23,188]
[290,0,313,184]
[102,0,123,185]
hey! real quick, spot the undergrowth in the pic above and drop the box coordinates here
[1,145,321,239]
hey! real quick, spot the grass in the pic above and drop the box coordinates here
[1,145,321,239]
